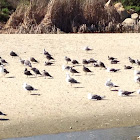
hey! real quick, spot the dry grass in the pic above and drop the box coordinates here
[1,0,140,33]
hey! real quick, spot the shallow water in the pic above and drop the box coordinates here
[4,126,140,140]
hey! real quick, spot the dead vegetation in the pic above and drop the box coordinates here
[1,0,140,33]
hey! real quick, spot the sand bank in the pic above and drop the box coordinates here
[0,34,140,139]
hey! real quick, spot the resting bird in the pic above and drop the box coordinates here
[108,56,117,61]
[124,65,133,69]
[69,67,79,75]
[107,68,120,72]
[10,51,18,57]
[31,68,42,76]
[111,60,119,64]
[83,46,92,52]
[62,65,71,71]
[43,49,51,56]
[65,56,71,64]
[71,60,79,65]
[98,61,106,69]
[82,59,89,65]
[0,65,9,77]
[45,61,53,66]
[0,57,8,64]
[118,89,135,96]
[88,93,105,100]
[24,60,32,67]
[0,111,7,116]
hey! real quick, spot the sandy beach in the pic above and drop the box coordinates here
[0,34,140,139]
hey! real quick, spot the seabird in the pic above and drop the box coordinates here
[118,89,135,96]
[66,73,80,86]
[136,60,140,67]
[24,60,32,67]
[24,68,33,77]
[105,79,118,89]
[98,61,106,69]
[128,57,136,64]
[0,65,9,76]
[45,61,53,66]
[23,83,36,92]
[10,51,18,57]
[108,56,117,61]
[0,111,7,116]
[137,89,140,94]
[134,70,140,75]
[134,76,140,86]
[124,65,133,69]
[43,49,51,56]
[65,56,71,64]
[88,93,105,100]
[30,57,38,63]
[88,58,97,64]
[83,46,92,52]
[42,70,53,79]
[69,67,79,75]
[19,57,25,65]
[83,65,92,74]
[107,68,120,72]
[111,60,119,64]
[82,59,89,65]
[46,54,54,61]
[93,63,100,67]
[62,65,71,71]
[0,57,8,64]
[71,60,79,65]
[31,68,42,76]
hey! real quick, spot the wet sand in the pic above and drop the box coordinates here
[0,34,140,139]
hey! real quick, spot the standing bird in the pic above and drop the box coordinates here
[118,89,135,96]
[105,79,118,90]
[82,59,89,65]
[69,67,79,75]
[0,65,9,77]
[30,57,38,63]
[88,93,105,100]
[43,49,51,56]
[24,60,32,67]
[46,54,54,61]
[98,61,106,69]
[65,56,71,64]
[134,76,140,86]
[19,57,25,65]
[23,83,37,92]
[128,57,136,65]
[42,70,53,79]
[0,57,8,64]
[31,68,42,76]
[10,51,18,57]
[24,68,33,77]
[83,65,92,74]
[66,73,80,86]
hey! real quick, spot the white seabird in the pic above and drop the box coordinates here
[105,79,118,89]
[66,73,80,86]
[88,93,105,100]
[23,83,37,92]
[118,89,135,96]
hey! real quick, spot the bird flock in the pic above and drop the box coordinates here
[0,46,140,118]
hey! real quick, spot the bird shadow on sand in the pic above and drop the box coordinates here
[74,86,84,89]
[0,118,9,121]
[6,76,15,78]
[30,93,41,96]
[111,89,119,92]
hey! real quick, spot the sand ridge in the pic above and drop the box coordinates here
[0,34,140,139]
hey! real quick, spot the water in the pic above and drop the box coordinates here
[4,126,140,140]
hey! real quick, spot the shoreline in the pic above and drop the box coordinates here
[0,34,140,139]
